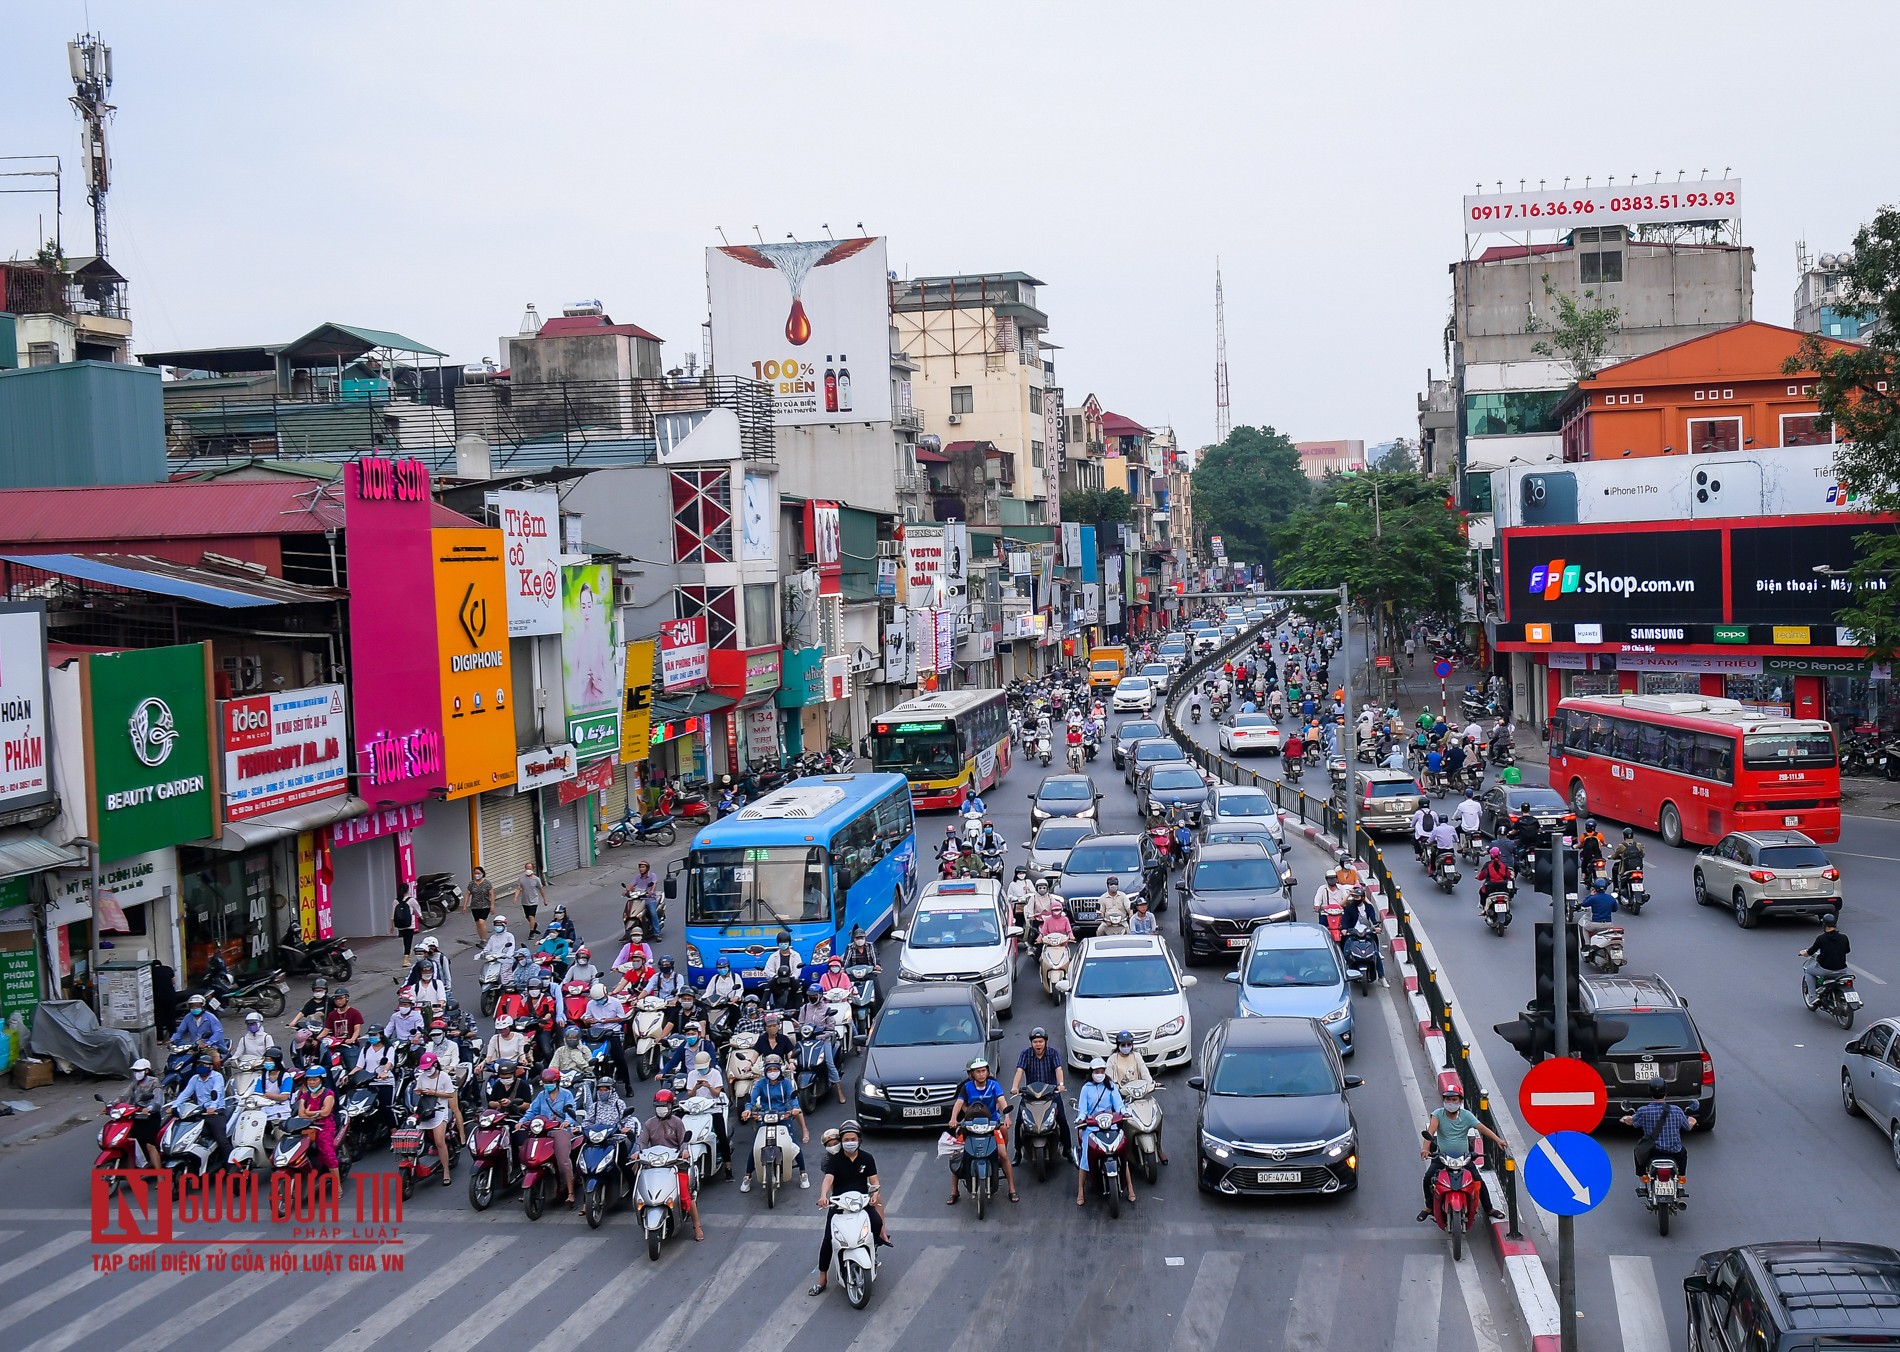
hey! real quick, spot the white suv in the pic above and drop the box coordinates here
[892,879,1020,1016]
[1063,933,1198,1070]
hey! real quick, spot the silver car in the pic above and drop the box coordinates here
[1023,818,1097,879]
[1343,769,1423,835]
[1840,1018,1900,1166]
[1692,830,1842,928]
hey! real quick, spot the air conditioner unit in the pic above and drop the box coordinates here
[615,578,638,607]
[947,413,962,425]
[876,541,899,558]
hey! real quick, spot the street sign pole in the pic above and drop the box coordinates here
[1440,676,1448,723]
[1339,583,1355,857]
[1553,834,1578,1352]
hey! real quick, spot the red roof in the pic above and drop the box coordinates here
[913,447,949,463]
[534,314,664,343]
[1473,243,1570,263]
[1102,413,1151,437]
[0,480,479,545]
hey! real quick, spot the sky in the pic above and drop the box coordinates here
[5,1,1896,450]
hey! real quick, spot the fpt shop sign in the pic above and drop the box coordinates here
[1502,526,1723,625]
[87,644,216,859]
[221,685,348,821]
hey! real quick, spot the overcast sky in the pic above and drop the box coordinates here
[6,2,1895,450]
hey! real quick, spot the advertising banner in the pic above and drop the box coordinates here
[619,640,657,763]
[876,558,897,597]
[1464,179,1741,234]
[345,457,445,804]
[1062,523,1084,569]
[562,563,622,759]
[330,803,424,848]
[297,832,319,944]
[934,610,954,672]
[557,756,616,805]
[902,525,946,606]
[495,489,562,636]
[884,614,915,685]
[659,617,709,691]
[804,501,843,594]
[0,602,51,814]
[434,528,518,798]
[707,236,893,425]
[86,643,216,859]
[517,744,578,791]
[1502,525,1724,625]
[1498,446,1856,531]
[1729,519,1900,625]
[1079,526,1098,580]
[912,608,937,677]
[943,523,970,614]
[220,685,348,821]
[777,647,827,708]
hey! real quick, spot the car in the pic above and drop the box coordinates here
[1124,737,1190,788]
[892,881,1020,1015]
[1190,1016,1361,1198]
[1580,973,1716,1128]
[1684,1242,1900,1351]
[1056,832,1168,932]
[1176,843,1296,963]
[1136,763,1214,823]
[1693,829,1843,928]
[1208,785,1287,851]
[1193,631,1221,656]
[853,980,1001,1128]
[1341,768,1425,835]
[1112,677,1156,713]
[1139,662,1172,695]
[1159,642,1189,671]
[1219,625,1240,642]
[1201,822,1295,883]
[1028,773,1101,829]
[1477,784,1574,841]
[1224,923,1354,1054]
[1022,818,1096,880]
[1063,933,1198,1070]
[1112,720,1165,770]
[1219,713,1283,756]
[1840,1018,1900,1165]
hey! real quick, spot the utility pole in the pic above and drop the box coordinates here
[67,33,114,261]
[1214,260,1232,444]
[1552,832,1579,1352]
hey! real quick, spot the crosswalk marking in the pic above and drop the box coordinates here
[0,1229,85,1289]
[884,1150,926,1213]
[950,1247,1038,1349]
[633,1239,777,1352]
[732,1270,827,1352]
[1168,1250,1243,1352]
[117,1270,277,1352]
[524,1262,650,1352]
[3,1241,162,1323]
[1610,1254,1672,1352]
[1448,1242,1506,1352]
[1282,1251,1340,1350]
[843,1245,960,1352]
[213,1236,425,1352]
[433,1237,593,1352]
[324,1233,514,1352]
[1393,1252,1444,1349]
[15,1235,257,1352]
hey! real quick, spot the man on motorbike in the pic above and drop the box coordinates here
[1106,1032,1167,1164]
[1427,816,1459,873]
[1454,790,1484,849]
[1339,887,1387,984]
[662,1022,713,1079]
[1578,818,1609,883]
[732,994,768,1042]
[1621,1081,1695,1188]
[1097,877,1133,936]
[1609,828,1646,892]
[1443,739,1467,785]
[740,1054,810,1191]
[479,915,519,968]
[976,821,1008,873]
[382,994,423,1046]
[1417,1085,1507,1222]
[759,934,804,1009]
[174,994,230,1064]
[168,1054,232,1160]
[946,1057,1018,1204]
[1476,847,1514,913]
[1312,868,1350,925]
[808,1120,891,1297]
[115,1057,165,1169]
[623,861,661,931]
[1128,897,1158,935]
[683,1051,733,1181]
[1009,1028,1070,1164]
[1075,1059,1132,1206]
[757,1010,799,1066]
[636,1088,705,1242]
[484,1058,534,1114]
[581,982,632,1083]
[1577,880,1618,945]
[523,1067,580,1206]
[702,956,745,1009]
[1284,729,1306,766]
[551,1025,594,1083]
[483,1015,534,1071]
[1800,913,1852,1007]
[564,946,602,989]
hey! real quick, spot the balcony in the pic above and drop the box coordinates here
[893,406,923,434]
[893,471,930,494]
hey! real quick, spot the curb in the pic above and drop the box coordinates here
[1284,813,1563,1352]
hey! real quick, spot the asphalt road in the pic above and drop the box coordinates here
[0,692,1521,1352]
[1181,631,1900,1352]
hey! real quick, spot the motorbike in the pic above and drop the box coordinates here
[579,1120,635,1229]
[1066,743,1085,773]
[846,965,879,1045]
[1342,921,1382,995]
[1807,963,1862,1030]
[1190,704,1202,724]
[1426,770,1448,799]
[749,1109,797,1209]
[795,1025,836,1113]
[1037,735,1053,767]
[204,966,291,1019]
[1638,1150,1687,1236]
[1078,1106,1130,1218]
[1038,932,1075,1001]
[391,1109,459,1200]
[956,1117,1003,1219]
[158,1102,225,1180]
[465,1109,523,1210]
[1284,755,1304,783]
[586,1027,627,1088]
[270,1110,349,1185]
[1614,866,1649,916]
[1457,827,1485,867]
[1580,922,1626,974]
[825,1191,879,1309]
[634,1145,691,1259]
[226,1082,286,1175]
[93,1096,149,1193]
[1481,878,1515,936]
[1317,894,1345,945]
[1121,1079,1164,1185]
[1016,1082,1065,1182]
[821,988,857,1056]
[606,809,678,850]
[478,956,510,1018]
[517,1115,576,1220]
[276,920,356,983]
[630,995,670,1081]
[1148,822,1174,870]
[658,780,712,824]
[1427,1133,1485,1261]
[417,873,465,930]
[977,845,1008,880]
[1433,847,1461,894]
[679,1086,727,1186]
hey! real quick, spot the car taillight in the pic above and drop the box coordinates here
[1822,867,1841,881]
[1748,869,1777,883]
[1700,1053,1714,1087]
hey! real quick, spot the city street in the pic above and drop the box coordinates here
[0,722,1520,1352]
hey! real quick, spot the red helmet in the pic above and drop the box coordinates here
[652,1088,675,1106]
[541,1067,559,1083]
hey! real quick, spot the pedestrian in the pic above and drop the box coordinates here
[1405,636,1417,667]
[392,884,422,958]
[516,865,546,939]
[467,865,495,944]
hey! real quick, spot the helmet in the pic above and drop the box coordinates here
[840,1118,861,1138]
[1030,1026,1048,1040]
[763,1010,781,1024]
[576,946,590,959]
[742,993,760,1007]
[1088,1057,1108,1072]
[659,956,675,971]
[494,1058,518,1075]
[421,936,440,953]
[494,916,508,928]
[827,956,844,968]
[418,1052,439,1071]
[187,993,206,1008]
[1442,1084,1464,1101]
[563,1024,582,1043]
[715,958,731,972]
[763,1054,784,1069]
[1115,1030,1134,1047]
[807,983,823,997]
[1585,818,1597,831]
[303,1065,327,1081]
[627,928,644,943]
[1324,868,1338,881]
[946,825,957,836]
[529,978,547,993]
[589,982,607,1001]
[967,1057,989,1071]
[1823,912,1838,926]
[312,976,329,989]
[653,1088,675,1108]
[334,987,350,1000]
[553,904,567,917]
[596,1076,616,1093]
[1489,846,1501,858]
[494,1014,516,1032]
[693,1050,712,1072]
[1621,828,1635,840]
[821,1127,840,1146]
[245,1011,262,1025]
[541,1068,559,1083]
[429,1019,448,1032]
[131,1057,152,1074]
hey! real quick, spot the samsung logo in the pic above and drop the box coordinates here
[1629,627,1685,641]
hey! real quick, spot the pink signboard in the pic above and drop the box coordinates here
[344,458,446,804]
[329,802,425,848]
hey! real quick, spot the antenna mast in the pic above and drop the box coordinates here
[68,33,115,260]
[1213,259,1232,444]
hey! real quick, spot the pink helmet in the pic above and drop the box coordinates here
[418,1051,439,1071]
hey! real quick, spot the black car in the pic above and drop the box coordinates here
[1477,784,1574,841]
[853,981,1001,1129]
[1124,737,1190,788]
[1581,973,1716,1128]
[1028,773,1102,829]
[1177,843,1295,963]
[1112,720,1165,770]
[1136,763,1213,823]
[1191,1016,1361,1198]
[1056,832,1167,932]
[1685,1241,1900,1351]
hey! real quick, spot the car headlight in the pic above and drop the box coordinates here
[898,966,925,982]
[1201,1130,1234,1161]
[684,943,704,968]
[1071,1019,1104,1042]
[1324,1129,1355,1159]
[1078,803,1097,819]
[859,1080,884,1100]
[1155,1015,1186,1038]
[1321,1003,1351,1025]
[980,961,1009,982]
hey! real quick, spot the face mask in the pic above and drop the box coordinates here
[429,1032,445,1043]
[655,1105,671,1118]
[1091,1072,1106,1084]
[133,1069,148,1080]
[765,1068,781,1080]
[842,1140,859,1154]
[825,1142,841,1155]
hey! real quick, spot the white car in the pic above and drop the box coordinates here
[1208,784,1287,850]
[893,880,1020,1015]
[1063,933,1197,1070]
[1138,662,1172,695]
[1112,677,1155,713]
[1219,713,1284,756]
[1192,632,1220,656]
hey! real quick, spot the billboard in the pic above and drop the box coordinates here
[1729,519,1900,626]
[707,236,893,425]
[434,529,518,799]
[1503,524,1725,625]
[943,523,970,614]
[496,489,562,637]
[561,563,622,760]
[1498,446,1856,530]
[619,640,657,763]
[86,644,216,859]
[0,602,51,814]
[659,617,709,691]
[804,500,842,594]
[1464,179,1741,234]
[221,685,348,821]
[902,525,946,606]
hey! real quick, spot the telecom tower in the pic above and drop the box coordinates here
[1213,259,1231,443]
[68,33,115,260]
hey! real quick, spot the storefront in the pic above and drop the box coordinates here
[477,790,538,893]
[710,648,782,776]
[778,647,827,758]
[325,804,425,944]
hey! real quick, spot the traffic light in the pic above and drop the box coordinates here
[1532,921,1582,1013]
[1494,1007,1556,1063]
[1530,847,1579,897]
[1567,1012,1629,1061]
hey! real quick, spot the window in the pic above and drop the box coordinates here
[950,386,974,415]
[1687,417,1742,455]
[1780,412,1833,447]
[1464,390,1567,436]
[743,583,777,647]
[831,811,879,893]
[1462,470,1494,513]
[1031,440,1045,468]
[1069,414,1084,443]
[687,847,831,927]
[1029,386,1043,414]
[1579,250,1623,283]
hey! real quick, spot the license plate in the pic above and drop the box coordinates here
[1492,900,1511,913]
[341,948,355,959]
[1633,1062,1661,1081]
[276,982,290,994]
[390,1130,423,1150]
[901,1105,938,1118]
[1653,1179,1677,1196]
[1784,815,1800,827]
[1791,877,1812,890]
[1256,1170,1300,1184]
[1226,937,1248,948]
[1847,991,1864,1007]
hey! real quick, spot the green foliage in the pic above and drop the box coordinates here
[1526,272,1622,382]
[1790,206,1900,656]
[1371,438,1418,473]
[1060,487,1133,525]
[1190,425,1309,580]
[1272,471,1465,642]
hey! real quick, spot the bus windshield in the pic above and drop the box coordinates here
[872,726,960,777]
[687,847,832,928]
[1742,731,1837,770]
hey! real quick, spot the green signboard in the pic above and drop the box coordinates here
[88,644,216,859]
[1713,626,1750,644]
[0,947,39,1024]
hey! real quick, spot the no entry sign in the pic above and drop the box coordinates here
[1518,1059,1607,1135]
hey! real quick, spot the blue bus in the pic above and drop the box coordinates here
[675,773,918,986]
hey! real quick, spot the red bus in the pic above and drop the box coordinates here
[1548,694,1840,847]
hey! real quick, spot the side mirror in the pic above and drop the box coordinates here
[988,1025,1002,1041]
[1180,974,1198,989]
[889,930,907,943]
[1187,1076,1206,1091]
[662,879,677,900]
[1175,882,1189,893]
[1005,926,1024,940]
[1222,971,1239,984]
[1682,1274,1710,1296]
[1343,1075,1364,1089]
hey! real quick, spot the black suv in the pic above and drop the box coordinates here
[1477,784,1574,841]
[1055,832,1167,933]
[1686,1241,1900,1350]
[1581,973,1716,1128]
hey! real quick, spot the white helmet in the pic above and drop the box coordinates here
[131,1057,152,1074]
[494,1015,514,1031]
[493,916,508,928]
[1088,1057,1108,1072]
[590,982,607,1001]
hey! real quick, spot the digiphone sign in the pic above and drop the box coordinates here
[1503,526,1723,625]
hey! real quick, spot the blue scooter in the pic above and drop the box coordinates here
[607,809,678,849]
[958,1116,1002,1220]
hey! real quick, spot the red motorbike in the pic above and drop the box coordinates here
[391,1109,458,1200]
[1318,895,1345,944]
[465,1110,524,1211]
[1147,822,1173,867]
[659,781,711,824]
[561,979,592,1025]
[93,1096,145,1194]
[1080,1107,1130,1219]
[1426,1130,1486,1261]
[518,1115,579,1221]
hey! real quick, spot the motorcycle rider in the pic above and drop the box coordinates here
[739,1054,810,1192]
[1577,818,1609,884]
[406,936,453,999]
[808,1120,890,1298]
[1075,1058,1132,1206]
[1106,1031,1168,1165]
[702,956,745,1009]
[1004,867,1036,927]
[1410,802,1439,864]
[1312,868,1351,925]
[635,1088,704,1242]
[114,1057,165,1169]
[757,1010,799,1067]
[684,1050,734,1180]
[581,982,632,1082]
[382,994,423,1047]
[289,976,331,1031]
[1128,896,1158,935]
[324,988,365,1069]
[1621,1081,1696,1190]
[232,1011,276,1061]
[643,955,689,1013]
[1800,913,1852,1007]
[523,1067,580,1207]
[623,861,661,934]
[174,993,230,1064]
[483,1015,533,1071]
[408,961,449,1017]
[478,915,518,968]
[1340,887,1388,985]
[1417,1085,1507,1222]
[1454,790,1484,852]
[564,945,602,989]
[732,994,768,1043]
[1609,828,1646,893]
[976,821,1008,874]
[1284,728,1306,766]
[842,925,879,972]
[1097,877,1133,936]
[1022,879,1060,944]
[1009,1028,1071,1164]
[760,934,805,1009]
[946,1057,1018,1204]
[614,927,655,979]
[550,1025,594,1084]
[1476,847,1514,915]
[662,1022,713,1079]
[1577,878,1618,942]
[1443,739,1467,786]
[937,824,966,873]
[1427,815,1459,874]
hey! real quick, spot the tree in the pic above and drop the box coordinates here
[1190,425,1309,580]
[1526,272,1622,382]
[1060,487,1133,526]
[1371,438,1418,473]
[1790,207,1900,656]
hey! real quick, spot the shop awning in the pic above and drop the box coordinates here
[187,794,370,853]
[650,690,734,722]
[0,830,84,881]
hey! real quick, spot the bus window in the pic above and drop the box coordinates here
[873,787,912,851]
[687,847,833,927]
[1635,724,1665,768]
[1587,718,1611,754]
[833,814,878,892]
[1690,733,1734,784]
[873,723,959,775]
[1742,731,1837,770]
[1562,712,1588,752]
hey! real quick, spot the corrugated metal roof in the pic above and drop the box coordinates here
[1102,413,1151,437]
[0,480,479,542]
[2,553,345,607]
[281,322,447,361]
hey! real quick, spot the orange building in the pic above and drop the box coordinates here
[1557,321,1860,462]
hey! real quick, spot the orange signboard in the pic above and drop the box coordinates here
[433,528,518,799]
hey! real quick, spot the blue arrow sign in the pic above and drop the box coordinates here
[1522,1130,1612,1216]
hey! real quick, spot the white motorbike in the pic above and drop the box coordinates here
[826,1190,879,1310]
[822,988,857,1056]
[681,1090,727,1186]
[1580,922,1627,973]
[224,1088,287,1175]
[1038,932,1075,1001]
[630,995,669,1081]
[634,1145,692,1262]
[158,1101,224,1178]
[726,1035,763,1107]
[748,1110,798,1209]
[1037,735,1053,767]
[961,806,986,845]
[1121,1078,1164,1185]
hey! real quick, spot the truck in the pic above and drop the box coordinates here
[1087,646,1129,689]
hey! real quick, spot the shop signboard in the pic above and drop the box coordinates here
[562,563,622,759]
[659,617,709,692]
[297,831,319,944]
[804,500,843,595]
[1062,522,1084,568]
[746,706,781,761]
[495,489,562,636]
[220,685,348,821]
[902,525,946,606]
[330,802,423,848]
[1464,179,1742,233]
[619,640,657,763]
[0,946,39,1024]
[943,523,970,614]
[556,756,616,805]
[1728,519,1900,625]
[434,528,518,798]
[876,558,897,597]
[1498,446,1849,530]
[517,744,578,791]
[0,602,51,814]
[1502,525,1724,625]
[777,647,827,708]
[86,644,216,859]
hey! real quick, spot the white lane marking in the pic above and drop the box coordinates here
[884,1149,926,1213]
[843,1245,960,1352]
[1283,1250,1340,1350]
[17,1236,259,1352]
[327,1233,515,1352]
[1535,1137,1592,1204]
[1825,851,1900,862]
[1849,963,1889,987]
[732,1269,826,1352]
[1609,1254,1673,1352]
[118,1270,275,1352]
[1393,1252,1444,1350]
[191,1233,420,1352]
[3,1242,160,1322]
[1450,1247,1507,1352]
[1169,1250,1243,1352]
[0,1229,83,1289]
[634,1240,777,1352]
[525,1263,650,1352]
[950,1248,1038,1349]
